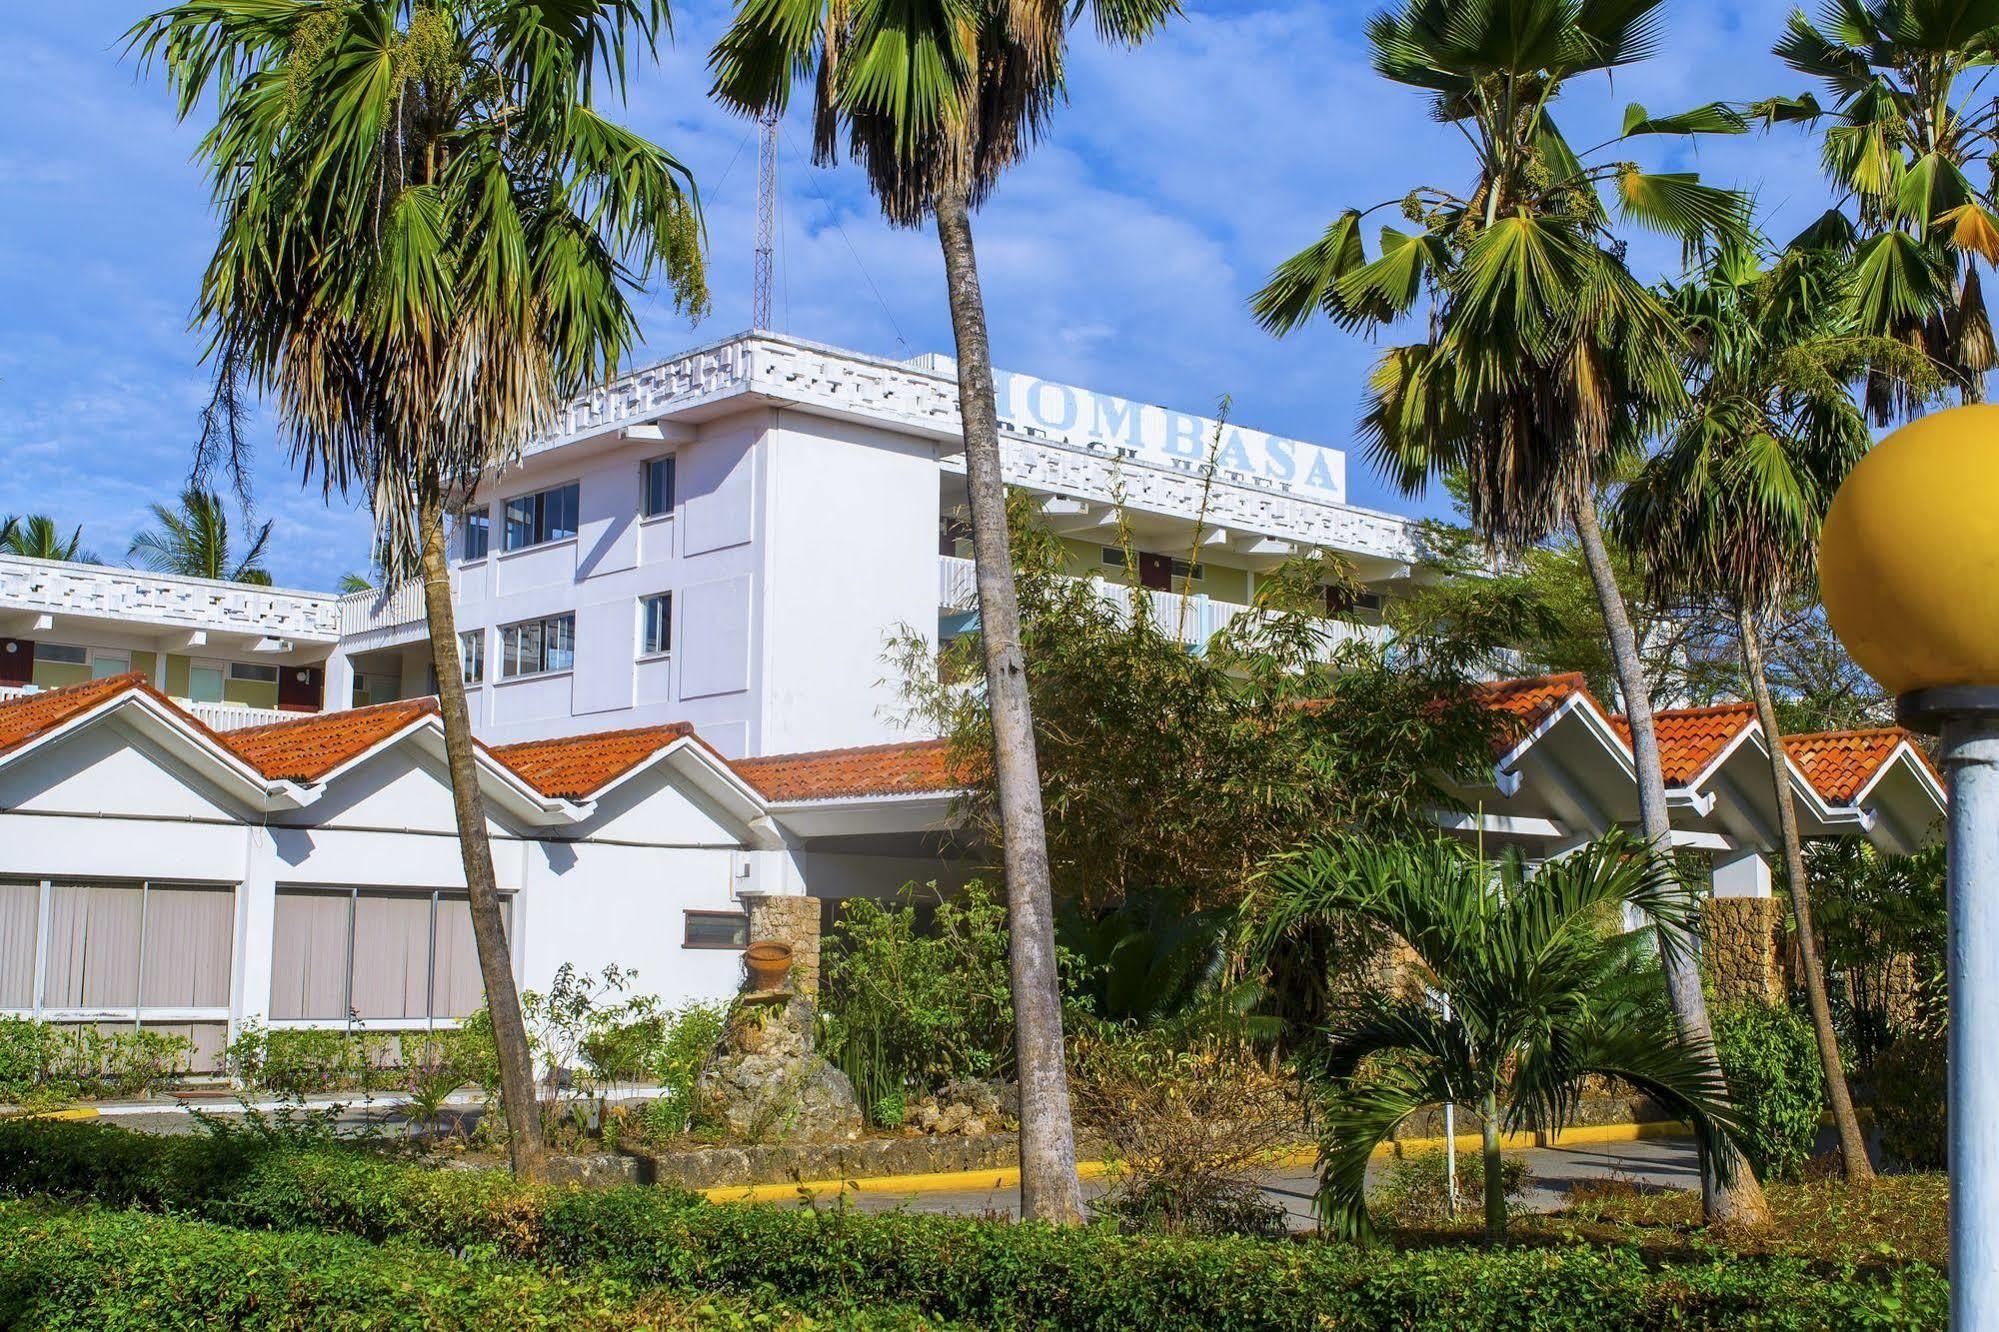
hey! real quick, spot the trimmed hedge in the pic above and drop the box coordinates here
[0,1120,1945,1331]
[0,1202,950,1330]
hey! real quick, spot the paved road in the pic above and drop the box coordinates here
[785,1135,1701,1228]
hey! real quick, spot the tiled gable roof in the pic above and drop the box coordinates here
[221,697,438,781]
[733,738,962,801]
[491,723,698,800]
[1634,703,1759,787]
[1783,728,1931,804]
[0,673,160,760]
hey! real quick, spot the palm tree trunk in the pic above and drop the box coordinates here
[1480,1089,1505,1240]
[418,491,546,1182]
[1570,494,1770,1228]
[1736,605,1873,1182]
[933,179,1084,1225]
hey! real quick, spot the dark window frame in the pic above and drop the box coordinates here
[640,592,672,657]
[642,456,676,519]
[501,483,580,552]
[682,910,749,950]
[462,508,491,561]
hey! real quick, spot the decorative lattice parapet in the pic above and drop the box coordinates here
[744,892,822,998]
[1702,896,1786,1006]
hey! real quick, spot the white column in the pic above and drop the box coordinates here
[232,826,279,1037]
[1942,712,1999,1332]
[1710,848,1773,899]
[323,648,355,715]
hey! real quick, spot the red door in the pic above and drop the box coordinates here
[0,640,32,688]
[278,665,325,712]
[1137,552,1173,591]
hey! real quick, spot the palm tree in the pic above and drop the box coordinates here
[0,515,96,563]
[1763,0,1999,416]
[1617,243,1940,1183]
[1248,834,1743,1241]
[129,488,275,585]
[711,0,1176,1223]
[1252,0,1769,1226]
[130,0,707,1181]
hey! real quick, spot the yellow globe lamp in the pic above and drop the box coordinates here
[1819,403,1999,697]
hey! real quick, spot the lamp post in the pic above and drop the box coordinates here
[1820,404,1999,1328]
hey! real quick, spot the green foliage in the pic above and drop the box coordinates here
[0,1020,191,1106]
[0,515,95,564]
[127,486,273,585]
[1872,1033,1946,1171]
[225,1022,396,1099]
[637,1002,727,1139]
[1058,887,1234,1029]
[1808,841,1947,1070]
[821,881,1016,1121]
[1711,1005,1826,1183]
[1372,1148,1528,1229]
[0,1120,1945,1330]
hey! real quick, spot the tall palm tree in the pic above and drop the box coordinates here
[0,515,96,563]
[1763,0,1999,416]
[711,0,1177,1223]
[1248,834,1743,1241]
[131,0,707,1181]
[129,487,275,585]
[1252,0,1769,1225]
[1618,243,1941,1183]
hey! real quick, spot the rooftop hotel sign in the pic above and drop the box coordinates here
[990,369,1347,505]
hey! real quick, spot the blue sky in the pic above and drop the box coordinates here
[1,1,1833,589]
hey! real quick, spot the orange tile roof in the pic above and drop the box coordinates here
[733,738,963,802]
[491,723,698,799]
[221,697,438,781]
[1783,728,1931,804]
[1471,672,1603,755]
[1633,703,1759,786]
[0,673,160,760]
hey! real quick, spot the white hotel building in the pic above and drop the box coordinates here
[0,333,1945,1069]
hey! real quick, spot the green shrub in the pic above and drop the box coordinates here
[1872,1033,1946,1170]
[225,1022,399,1099]
[645,1001,727,1137]
[0,1019,191,1105]
[0,1203,944,1330]
[0,1120,1944,1330]
[1712,1004,1825,1182]
[1372,1147,1529,1228]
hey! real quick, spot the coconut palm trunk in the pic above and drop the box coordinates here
[419,492,546,1181]
[934,179,1084,1224]
[1571,496,1771,1227]
[1737,606,1873,1181]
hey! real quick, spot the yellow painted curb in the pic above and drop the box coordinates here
[702,1121,1691,1205]
[1,1106,99,1122]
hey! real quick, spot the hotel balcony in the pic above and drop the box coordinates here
[936,554,1391,656]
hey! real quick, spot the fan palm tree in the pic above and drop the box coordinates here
[1762,0,1999,416]
[1248,834,1743,1241]
[0,515,95,564]
[128,487,275,585]
[1252,0,1768,1225]
[1618,243,1941,1183]
[711,0,1177,1223]
[130,0,707,1181]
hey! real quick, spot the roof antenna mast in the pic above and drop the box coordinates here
[752,107,779,332]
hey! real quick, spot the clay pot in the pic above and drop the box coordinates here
[743,940,793,992]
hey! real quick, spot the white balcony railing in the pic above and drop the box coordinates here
[0,683,295,732]
[0,554,342,642]
[337,581,427,648]
[937,555,1389,657]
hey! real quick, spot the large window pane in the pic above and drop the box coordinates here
[431,895,510,1020]
[349,893,431,1021]
[644,457,675,517]
[43,884,142,1009]
[270,891,350,1020]
[141,886,234,1009]
[0,881,37,1009]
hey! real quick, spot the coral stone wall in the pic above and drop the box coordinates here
[746,893,822,998]
[1702,896,1785,1006]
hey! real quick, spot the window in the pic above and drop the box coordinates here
[460,631,485,684]
[462,508,490,560]
[641,593,672,657]
[229,662,279,683]
[684,910,748,950]
[90,651,130,680]
[0,879,233,1017]
[187,663,225,704]
[34,643,86,666]
[643,457,676,518]
[500,614,575,678]
[502,483,579,551]
[1100,547,1201,581]
[270,887,508,1023]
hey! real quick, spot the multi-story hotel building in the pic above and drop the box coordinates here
[0,332,1946,1067]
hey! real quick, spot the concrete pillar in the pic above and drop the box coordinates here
[323,648,355,715]
[232,826,279,1038]
[1711,848,1774,898]
[1700,896,1784,1006]
[743,891,822,998]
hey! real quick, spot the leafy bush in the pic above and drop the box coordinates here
[1372,1147,1529,1228]
[225,1022,397,1099]
[1872,1033,1945,1171]
[821,881,1016,1122]
[1712,1004,1825,1182]
[1069,1029,1295,1237]
[0,1120,1944,1330]
[0,1203,940,1331]
[0,1019,192,1105]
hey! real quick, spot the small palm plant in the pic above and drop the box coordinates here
[128,488,274,585]
[1,515,95,564]
[1248,834,1743,1241]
